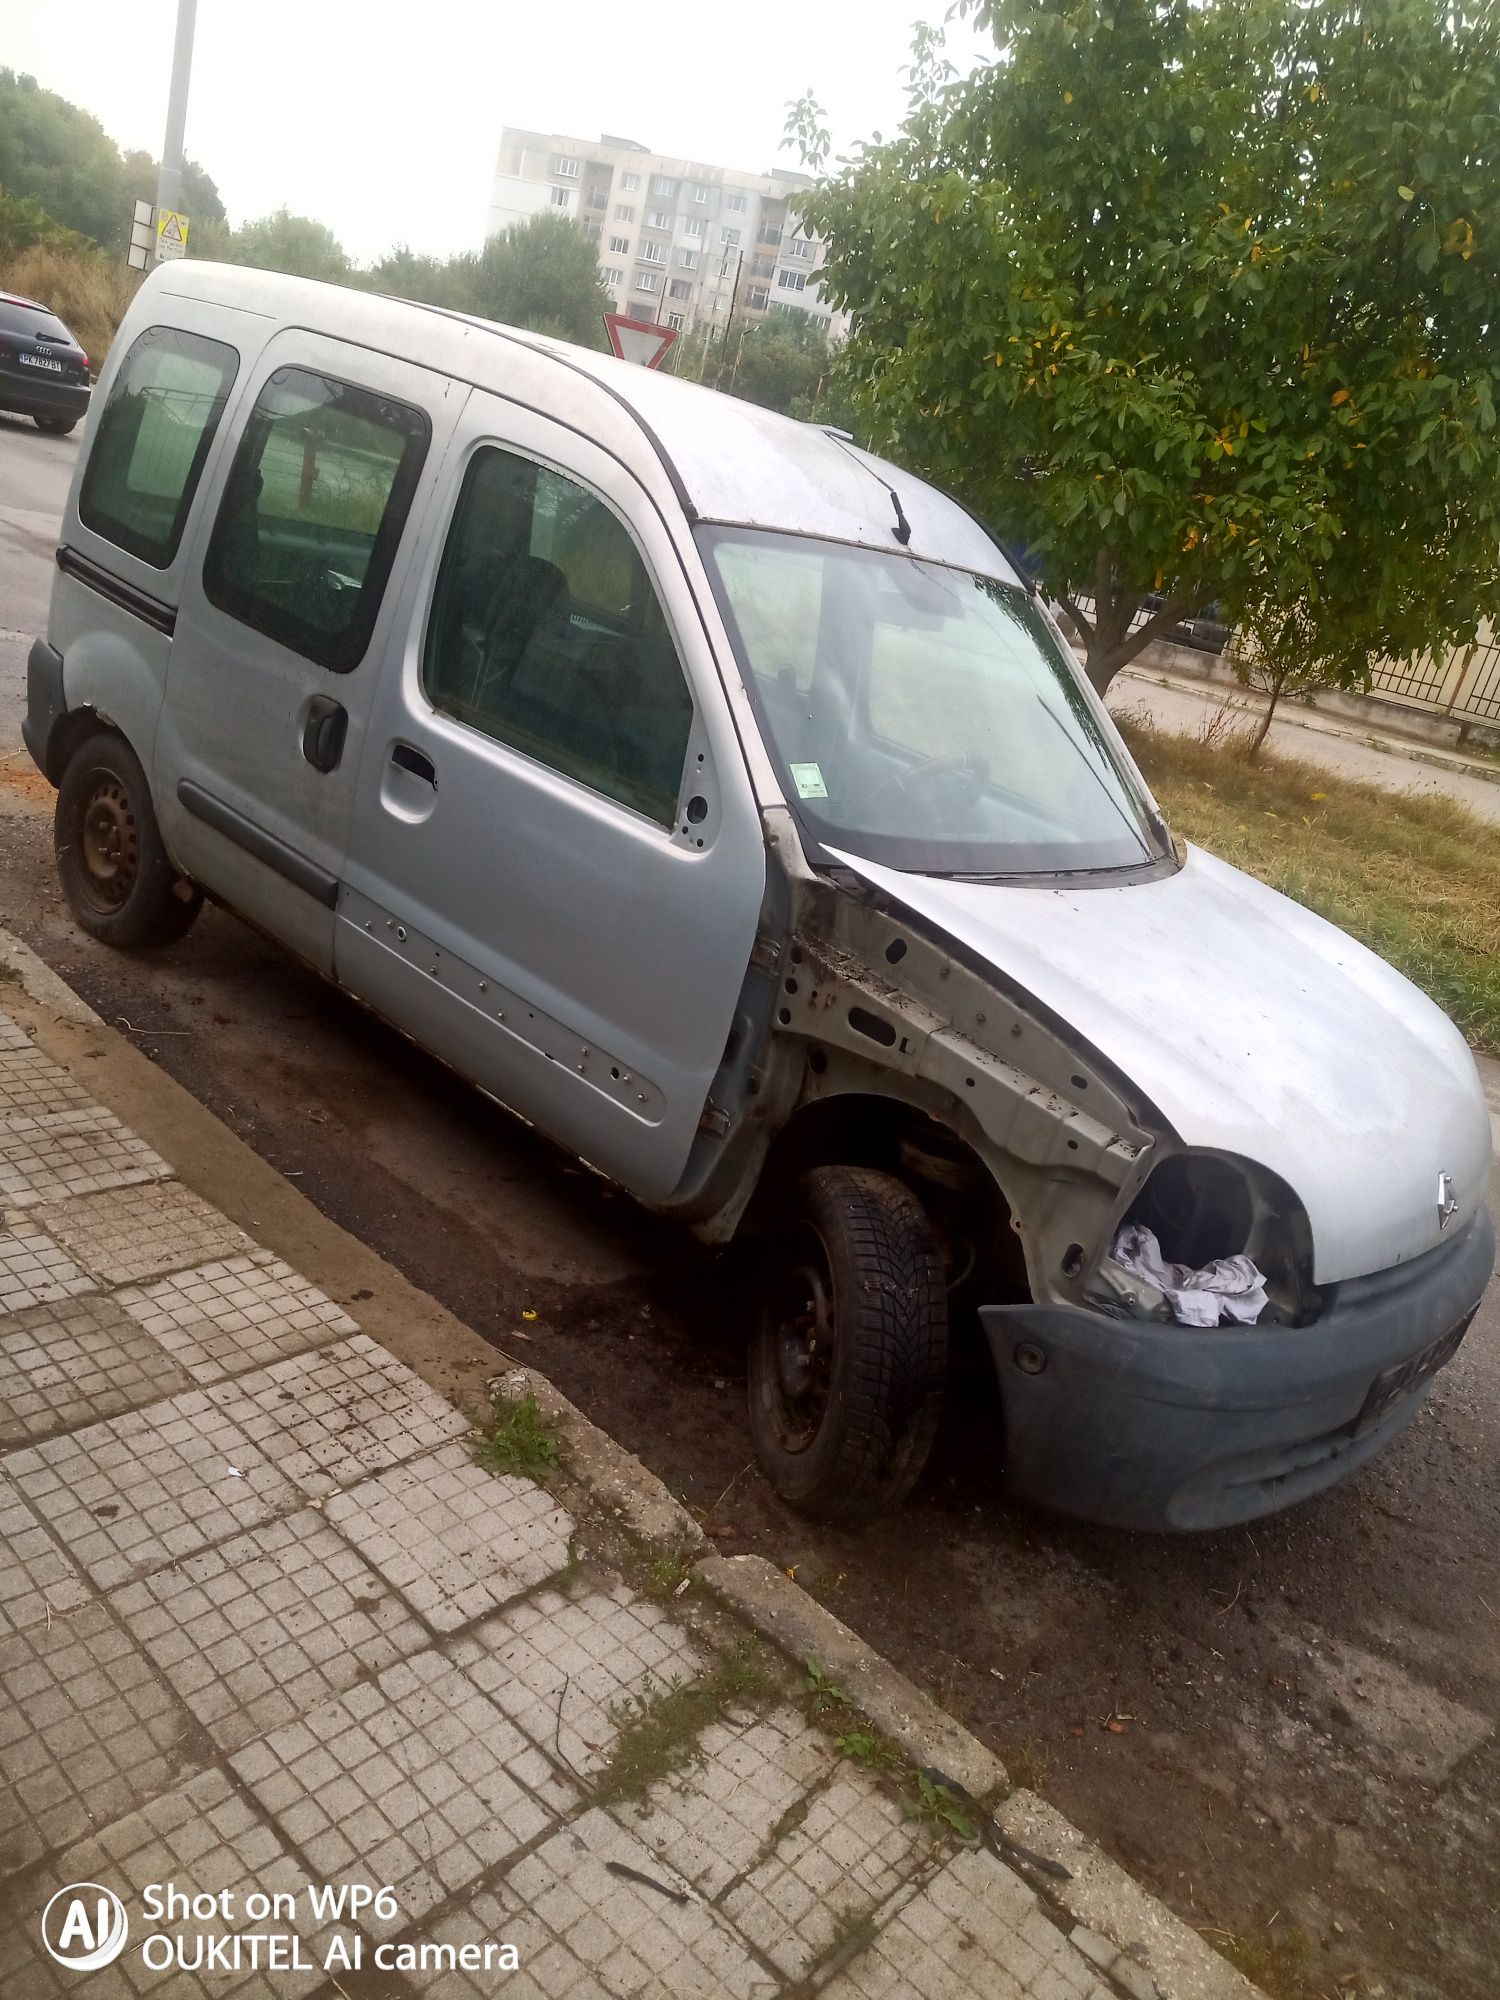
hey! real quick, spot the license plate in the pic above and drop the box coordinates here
[19,352,64,373]
[1354,1313,1474,1436]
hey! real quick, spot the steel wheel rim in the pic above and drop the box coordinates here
[77,776,139,912]
[764,1224,837,1455]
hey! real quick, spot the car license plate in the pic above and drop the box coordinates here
[1354,1312,1474,1436]
[19,352,64,373]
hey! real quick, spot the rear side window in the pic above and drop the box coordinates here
[422,446,694,826]
[0,301,72,342]
[202,366,429,671]
[78,325,238,568]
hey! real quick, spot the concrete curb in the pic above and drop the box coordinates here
[695,1551,1005,1801]
[487,1360,708,1557]
[697,1554,1262,2000]
[1,932,1267,2000]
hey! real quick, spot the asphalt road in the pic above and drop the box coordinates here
[4,414,1500,2000]
[0,412,76,757]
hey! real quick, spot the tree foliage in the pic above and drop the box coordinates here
[789,0,1500,694]
[672,305,846,420]
[0,69,222,252]
[193,208,351,284]
[450,214,613,348]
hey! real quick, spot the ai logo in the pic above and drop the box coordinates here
[40,1884,129,1970]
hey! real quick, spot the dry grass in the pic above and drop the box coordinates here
[1118,717,1500,1056]
[0,246,142,368]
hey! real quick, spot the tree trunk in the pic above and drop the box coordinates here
[1070,551,1200,697]
[1246,675,1283,759]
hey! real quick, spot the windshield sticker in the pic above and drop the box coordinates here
[790,761,829,800]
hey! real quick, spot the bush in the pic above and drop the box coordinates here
[0,243,140,367]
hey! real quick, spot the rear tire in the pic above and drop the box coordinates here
[34,415,77,436]
[55,732,201,949]
[748,1165,948,1521]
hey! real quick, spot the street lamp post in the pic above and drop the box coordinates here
[154,0,199,232]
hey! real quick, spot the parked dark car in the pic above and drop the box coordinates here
[0,294,90,435]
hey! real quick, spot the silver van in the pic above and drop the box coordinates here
[24,264,1495,1531]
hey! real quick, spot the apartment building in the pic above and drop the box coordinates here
[488,127,846,338]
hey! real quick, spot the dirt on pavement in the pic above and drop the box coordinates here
[2,768,1497,2000]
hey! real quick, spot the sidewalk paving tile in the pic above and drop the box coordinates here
[623,1703,838,1900]
[112,1508,430,1753]
[0,1108,170,1208]
[230,1651,576,1933]
[388,1880,591,2000]
[0,1294,194,1445]
[0,1044,95,1124]
[0,1765,337,1999]
[36,1180,253,1286]
[721,1765,936,1981]
[0,1480,90,1641]
[819,1846,1113,2000]
[0,1015,36,1052]
[0,1215,97,1313]
[501,1808,778,1999]
[448,1583,706,1779]
[0,1598,204,1872]
[5,1388,300,1589]
[117,1252,357,1384]
[208,1336,472,1498]
[326,1444,575,1633]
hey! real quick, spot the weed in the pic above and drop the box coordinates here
[833,1727,903,1775]
[592,1640,775,1807]
[803,1658,852,1721]
[1204,1923,1316,2000]
[904,1768,979,1842]
[643,1551,693,1600]
[470,1393,561,1481]
[1003,1737,1050,1795]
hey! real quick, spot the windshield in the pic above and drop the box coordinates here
[699,527,1170,877]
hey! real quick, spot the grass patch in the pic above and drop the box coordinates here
[593,1640,775,1807]
[1203,1922,1316,2000]
[642,1551,694,1600]
[1120,718,1500,1054]
[801,1659,980,1843]
[470,1393,561,1481]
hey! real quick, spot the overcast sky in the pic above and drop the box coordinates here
[2,1,993,264]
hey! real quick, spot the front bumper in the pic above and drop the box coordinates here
[981,1207,1495,1532]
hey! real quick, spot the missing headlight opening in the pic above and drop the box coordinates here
[1094,1153,1316,1327]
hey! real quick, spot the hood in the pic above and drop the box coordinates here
[832,844,1493,1285]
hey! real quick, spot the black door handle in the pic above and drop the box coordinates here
[302,696,347,773]
[389,742,437,787]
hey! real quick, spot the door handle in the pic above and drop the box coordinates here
[389,743,437,788]
[302,696,347,773]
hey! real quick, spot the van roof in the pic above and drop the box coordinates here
[146,263,1018,582]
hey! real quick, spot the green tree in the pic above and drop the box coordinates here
[674,305,842,420]
[0,70,125,246]
[121,150,226,233]
[789,0,1500,695]
[359,244,473,310]
[193,208,350,283]
[457,213,612,347]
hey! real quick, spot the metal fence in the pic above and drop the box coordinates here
[1057,592,1500,729]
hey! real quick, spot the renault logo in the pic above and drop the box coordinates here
[1437,1172,1459,1230]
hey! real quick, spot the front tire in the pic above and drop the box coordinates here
[34,414,78,436]
[748,1166,948,1520]
[55,732,201,948]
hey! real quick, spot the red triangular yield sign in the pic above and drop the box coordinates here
[604,312,679,369]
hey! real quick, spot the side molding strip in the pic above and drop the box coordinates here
[56,546,177,636]
[176,781,340,909]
